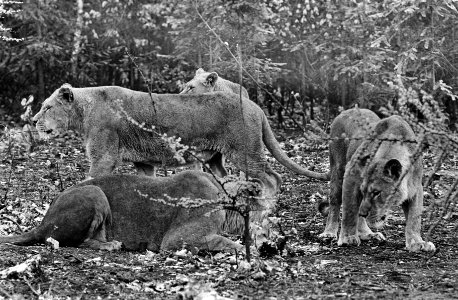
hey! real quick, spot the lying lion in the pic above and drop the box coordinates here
[319,108,435,252]
[0,170,278,252]
[180,68,249,99]
[32,84,328,197]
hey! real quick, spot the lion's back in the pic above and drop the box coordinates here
[215,78,249,99]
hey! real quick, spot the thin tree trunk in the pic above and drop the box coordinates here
[300,53,309,124]
[37,59,45,101]
[341,79,347,108]
[209,36,213,68]
[36,11,45,101]
[197,44,202,67]
[71,0,84,81]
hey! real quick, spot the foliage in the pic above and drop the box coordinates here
[0,0,457,130]
[0,0,23,42]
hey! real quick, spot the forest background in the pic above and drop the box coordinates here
[1,0,457,130]
[0,1,458,298]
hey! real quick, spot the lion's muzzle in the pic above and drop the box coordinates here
[359,197,372,218]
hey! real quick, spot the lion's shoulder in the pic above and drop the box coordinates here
[373,115,416,140]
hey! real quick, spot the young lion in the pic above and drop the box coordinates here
[318,108,435,252]
[0,170,279,252]
[180,68,249,99]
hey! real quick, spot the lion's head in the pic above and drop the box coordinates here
[180,68,219,94]
[358,157,409,229]
[33,84,75,139]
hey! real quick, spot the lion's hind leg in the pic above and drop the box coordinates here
[319,142,346,240]
[79,211,122,251]
[76,186,122,251]
[204,152,227,177]
[318,173,342,240]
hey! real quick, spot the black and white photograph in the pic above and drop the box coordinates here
[0,0,457,299]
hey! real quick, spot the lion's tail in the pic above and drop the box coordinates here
[317,199,330,217]
[261,115,330,181]
[0,229,42,246]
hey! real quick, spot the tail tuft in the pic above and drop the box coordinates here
[317,199,330,217]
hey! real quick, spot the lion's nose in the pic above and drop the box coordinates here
[381,215,386,221]
[32,119,38,126]
[359,213,368,218]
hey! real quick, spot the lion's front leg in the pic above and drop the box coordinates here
[338,178,362,246]
[86,130,120,178]
[402,192,436,252]
[357,217,385,241]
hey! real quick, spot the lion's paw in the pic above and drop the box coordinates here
[338,234,361,246]
[359,232,385,241]
[407,240,436,252]
[100,240,123,251]
[318,232,338,240]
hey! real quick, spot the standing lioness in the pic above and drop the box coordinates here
[33,84,328,196]
[319,108,435,252]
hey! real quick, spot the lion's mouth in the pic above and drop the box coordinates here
[37,128,54,140]
[366,214,387,229]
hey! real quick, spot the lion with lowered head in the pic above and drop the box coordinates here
[318,108,435,252]
[180,68,249,99]
[0,170,280,252]
[33,84,328,196]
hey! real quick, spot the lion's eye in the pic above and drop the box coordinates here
[372,191,381,198]
[44,106,52,112]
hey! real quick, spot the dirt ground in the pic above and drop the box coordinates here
[0,130,457,299]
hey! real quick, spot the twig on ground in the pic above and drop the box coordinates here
[0,285,12,299]
[23,276,41,296]
[0,215,23,233]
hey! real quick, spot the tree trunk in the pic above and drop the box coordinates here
[209,36,213,69]
[36,11,45,101]
[341,79,347,108]
[197,43,202,67]
[310,95,314,120]
[71,0,84,82]
[300,53,309,124]
[37,59,45,102]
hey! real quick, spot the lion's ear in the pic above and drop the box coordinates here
[59,85,74,103]
[196,68,205,75]
[206,72,219,87]
[358,154,371,168]
[383,159,402,180]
